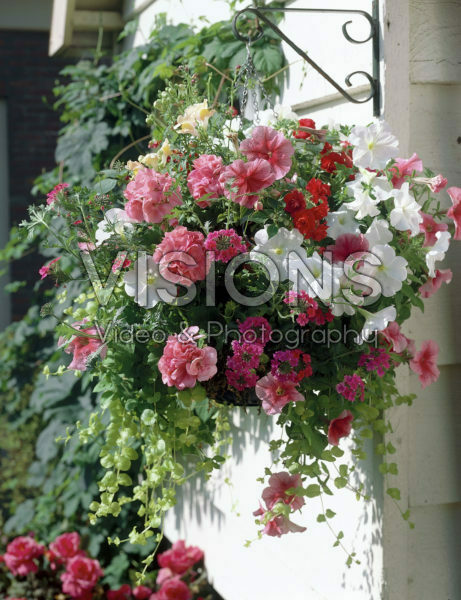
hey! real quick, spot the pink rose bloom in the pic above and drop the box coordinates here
[153,579,191,600]
[187,154,224,207]
[156,568,174,586]
[262,472,304,511]
[58,321,107,371]
[153,226,209,286]
[158,540,204,575]
[240,126,295,179]
[326,233,369,263]
[124,169,182,223]
[419,212,448,247]
[219,158,275,209]
[328,410,354,446]
[419,268,452,298]
[132,586,153,599]
[49,533,82,563]
[61,556,103,598]
[39,257,61,280]
[410,340,440,388]
[3,536,45,576]
[107,584,131,600]
[447,186,461,240]
[380,321,410,354]
[255,373,304,415]
[390,153,423,188]
[158,334,217,390]
[263,515,306,537]
[46,182,69,205]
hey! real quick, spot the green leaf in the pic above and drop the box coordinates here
[386,487,401,500]
[304,484,321,498]
[334,477,347,489]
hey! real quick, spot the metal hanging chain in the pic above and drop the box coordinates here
[234,42,276,124]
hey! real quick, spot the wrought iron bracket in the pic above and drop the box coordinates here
[232,2,381,116]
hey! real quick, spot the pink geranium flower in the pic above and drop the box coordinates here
[262,472,304,511]
[49,533,83,563]
[219,158,275,209]
[39,257,61,280]
[204,229,247,263]
[158,540,204,575]
[410,340,440,388]
[124,169,182,223]
[328,410,354,446]
[187,154,224,207]
[46,182,69,205]
[447,187,461,240]
[390,153,423,188]
[58,321,107,371]
[3,536,45,576]
[158,333,217,390]
[326,233,369,263]
[61,555,103,598]
[153,226,209,286]
[255,373,304,415]
[419,212,448,247]
[107,584,132,600]
[419,268,452,298]
[156,568,174,587]
[240,126,295,179]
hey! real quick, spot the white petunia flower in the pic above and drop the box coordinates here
[251,226,306,281]
[349,120,399,170]
[329,274,364,316]
[345,168,393,219]
[359,306,397,341]
[365,244,408,297]
[390,182,423,236]
[326,210,361,239]
[365,218,393,247]
[426,231,451,277]
[95,208,135,247]
[288,251,342,301]
[124,256,177,308]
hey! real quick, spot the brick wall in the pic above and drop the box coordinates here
[0,30,69,320]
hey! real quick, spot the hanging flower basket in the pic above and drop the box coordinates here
[28,74,461,575]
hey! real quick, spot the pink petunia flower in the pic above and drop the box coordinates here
[327,410,354,446]
[219,158,275,209]
[124,169,182,223]
[158,333,217,390]
[390,153,423,188]
[447,187,461,240]
[158,540,204,575]
[410,340,440,388]
[380,321,410,354]
[153,226,210,286]
[255,373,304,415]
[414,174,448,193]
[419,212,448,247]
[58,321,107,372]
[3,536,45,576]
[187,154,224,207]
[240,126,295,179]
[39,257,61,280]
[419,268,452,298]
[262,515,306,537]
[204,229,247,263]
[261,472,304,511]
[325,233,369,263]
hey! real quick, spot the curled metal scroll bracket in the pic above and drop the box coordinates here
[231,2,381,116]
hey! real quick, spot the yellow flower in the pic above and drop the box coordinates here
[138,139,172,170]
[125,160,144,175]
[138,152,159,169]
[175,100,215,136]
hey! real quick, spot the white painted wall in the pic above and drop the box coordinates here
[122,1,384,598]
[0,100,11,329]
